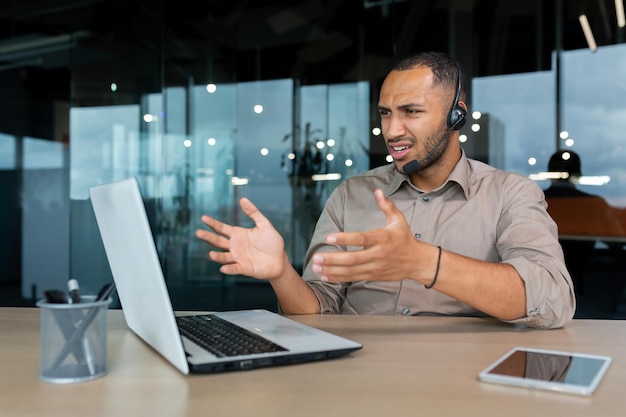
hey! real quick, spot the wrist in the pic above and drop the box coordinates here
[424,246,442,289]
[270,252,293,282]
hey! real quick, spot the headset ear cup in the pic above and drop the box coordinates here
[448,106,467,130]
[448,62,466,130]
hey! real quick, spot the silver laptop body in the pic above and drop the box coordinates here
[88,177,362,374]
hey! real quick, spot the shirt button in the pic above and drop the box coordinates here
[402,307,410,316]
[414,233,421,239]
[422,196,430,202]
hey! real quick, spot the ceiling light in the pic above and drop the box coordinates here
[231,177,249,186]
[616,0,626,27]
[312,173,341,181]
[579,14,598,52]
[529,172,569,181]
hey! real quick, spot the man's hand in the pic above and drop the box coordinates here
[311,189,438,284]
[195,197,286,280]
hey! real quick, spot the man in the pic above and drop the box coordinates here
[544,150,624,294]
[196,51,575,329]
[544,150,623,237]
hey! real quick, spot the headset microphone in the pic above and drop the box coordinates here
[402,160,420,176]
[401,63,467,176]
[402,125,453,175]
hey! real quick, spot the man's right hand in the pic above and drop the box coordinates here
[195,197,286,280]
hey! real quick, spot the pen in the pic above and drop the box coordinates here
[68,279,81,304]
[48,282,116,372]
[66,279,86,364]
[96,282,116,301]
[43,288,84,363]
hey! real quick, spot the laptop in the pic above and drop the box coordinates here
[88,177,362,374]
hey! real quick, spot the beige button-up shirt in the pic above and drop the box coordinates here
[301,151,576,329]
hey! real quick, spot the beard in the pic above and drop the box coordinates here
[395,121,452,174]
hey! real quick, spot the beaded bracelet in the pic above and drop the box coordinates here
[425,246,442,289]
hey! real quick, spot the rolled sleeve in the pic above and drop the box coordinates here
[504,257,575,328]
[497,175,576,329]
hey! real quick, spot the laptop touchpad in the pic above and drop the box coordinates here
[256,324,316,336]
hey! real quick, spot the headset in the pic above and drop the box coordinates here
[447,63,467,131]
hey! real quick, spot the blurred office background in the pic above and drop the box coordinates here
[1,0,625,318]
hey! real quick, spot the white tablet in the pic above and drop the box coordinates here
[478,347,612,396]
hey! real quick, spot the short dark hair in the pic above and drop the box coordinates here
[392,51,464,102]
[548,150,582,177]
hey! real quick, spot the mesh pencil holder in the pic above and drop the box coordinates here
[37,295,112,384]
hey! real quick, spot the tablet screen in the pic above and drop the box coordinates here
[478,347,612,396]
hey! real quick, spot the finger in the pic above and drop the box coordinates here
[199,214,233,238]
[317,263,381,282]
[195,228,230,250]
[325,231,367,248]
[324,190,407,246]
[208,250,234,265]
[314,262,366,279]
[239,198,272,227]
[219,263,245,275]
[325,226,392,249]
[315,258,396,283]
[312,249,378,271]
[373,189,407,228]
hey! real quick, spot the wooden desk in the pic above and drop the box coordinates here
[1,308,626,417]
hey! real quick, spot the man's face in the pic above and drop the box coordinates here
[377,66,451,174]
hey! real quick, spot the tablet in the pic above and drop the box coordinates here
[478,347,612,396]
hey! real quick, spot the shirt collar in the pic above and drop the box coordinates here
[385,147,471,200]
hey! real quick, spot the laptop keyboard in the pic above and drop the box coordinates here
[176,314,288,357]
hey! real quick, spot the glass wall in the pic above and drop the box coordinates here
[1,0,625,316]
